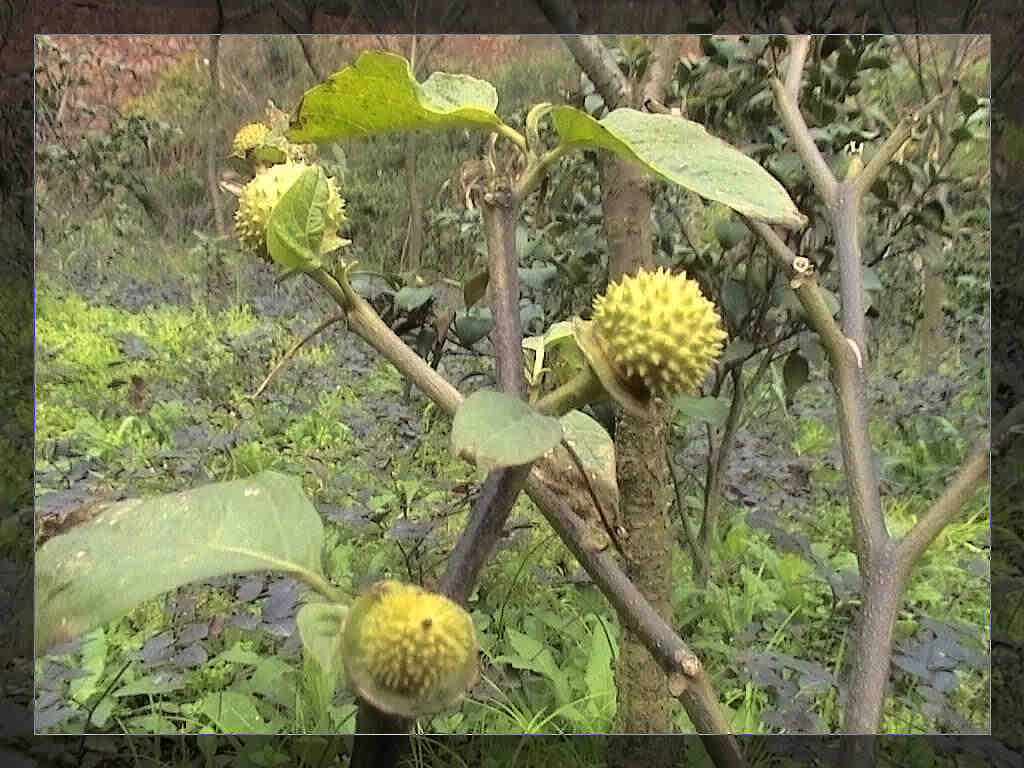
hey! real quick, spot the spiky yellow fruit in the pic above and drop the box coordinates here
[342,581,478,717]
[591,267,728,398]
[233,161,346,257]
[231,121,270,158]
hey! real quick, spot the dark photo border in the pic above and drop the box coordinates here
[4,1,1019,766]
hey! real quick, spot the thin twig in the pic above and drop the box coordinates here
[250,313,346,398]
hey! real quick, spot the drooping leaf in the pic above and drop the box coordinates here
[721,279,751,326]
[714,218,748,250]
[583,615,615,719]
[394,284,434,313]
[454,307,493,346]
[782,350,810,404]
[862,265,883,292]
[520,301,545,334]
[296,601,349,702]
[463,269,489,309]
[287,50,505,144]
[551,106,806,228]
[452,390,563,471]
[522,320,577,386]
[37,471,325,654]
[519,264,558,291]
[721,338,754,366]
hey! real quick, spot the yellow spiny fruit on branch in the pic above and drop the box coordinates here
[232,161,347,259]
[230,121,271,159]
[341,580,479,717]
[590,266,728,399]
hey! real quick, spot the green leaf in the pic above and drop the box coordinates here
[113,670,185,698]
[266,166,330,273]
[394,284,434,313]
[68,628,107,704]
[584,617,615,714]
[452,390,563,471]
[463,269,489,309]
[501,628,572,707]
[523,320,577,385]
[249,143,288,167]
[37,471,325,654]
[714,218,748,250]
[287,50,505,144]
[519,264,558,291]
[721,279,750,325]
[862,265,883,293]
[198,690,267,733]
[520,302,545,334]
[673,394,731,427]
[782,350,810,403]
[454,307,493,346]
[551,106,806,228]
[721,338,754,365]
[235,656,298,710]
[296,601,349,704]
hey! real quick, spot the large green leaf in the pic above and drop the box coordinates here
[452,390,563,471]
[37,471,325,654]
[551,106,806,229]
[286,50,505,143]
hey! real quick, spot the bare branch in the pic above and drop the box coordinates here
[895,445,988,570]
[532,3,631,111]
[769,77,838,207]
[783,35,809,102]
[853,87,956,199]
[897,400,1024,568]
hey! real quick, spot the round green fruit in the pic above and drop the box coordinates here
[342,581,479,717]
[591,266,728,398]
[233,161,346,257]
[231,121,270,158]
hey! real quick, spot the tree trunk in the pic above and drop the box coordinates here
[600,153,675,749]
[918,259,947,374]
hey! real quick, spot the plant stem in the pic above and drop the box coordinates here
[533,364,607,417]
